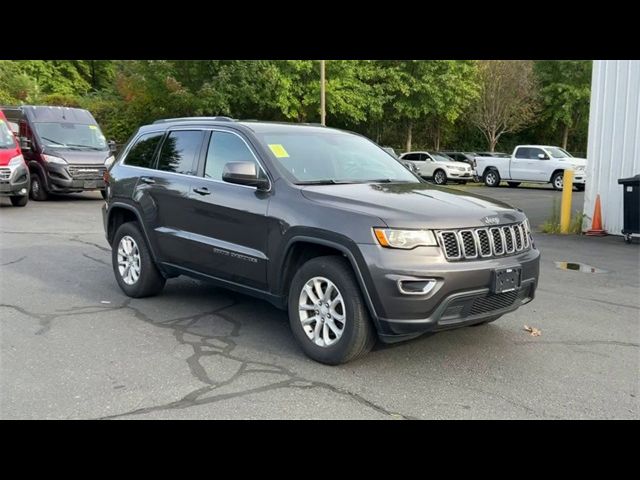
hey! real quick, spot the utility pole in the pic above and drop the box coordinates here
[320,60,326,126]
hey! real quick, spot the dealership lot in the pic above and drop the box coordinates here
[0,187,637,419]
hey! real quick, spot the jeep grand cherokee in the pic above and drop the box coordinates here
[102,117,540,365]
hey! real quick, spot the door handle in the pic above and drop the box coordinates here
[140,176,156,185]
[193,186,211,196]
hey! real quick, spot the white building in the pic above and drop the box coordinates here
[583,60,640,235]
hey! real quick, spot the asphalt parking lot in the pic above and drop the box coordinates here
[1,187,638,419]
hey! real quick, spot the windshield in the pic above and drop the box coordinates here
[546,147,573,158]
[256,131,418,184]
[430,152,455,162]
[33,122,108,150]
[0,119,16,149]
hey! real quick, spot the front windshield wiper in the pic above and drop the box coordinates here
[40,136,67,146]
[66,143,106,151]
[296,179,356,185]
[364,179,413,183]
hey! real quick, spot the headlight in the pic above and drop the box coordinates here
[374,228,437,249]
[104,155,115,168]
[573,165,585,172]
[42,154,67,165]
[8,154,24,166]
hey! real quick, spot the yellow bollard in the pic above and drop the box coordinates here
[560,169,574,234]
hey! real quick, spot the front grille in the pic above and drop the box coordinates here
[68,166,105,180]
[437,221,531,261]
[0,168,10,181]
[470,290,519,315]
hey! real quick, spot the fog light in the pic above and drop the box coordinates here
[398,279,436,296]
[20,188,27,194]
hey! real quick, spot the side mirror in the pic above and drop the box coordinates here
[222,161,269,190]
[20,137,32,151]
[108,140,117,153]
[538,153,549,160]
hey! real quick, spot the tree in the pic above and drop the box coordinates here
[536,61,591,149]
[470,60,538,152]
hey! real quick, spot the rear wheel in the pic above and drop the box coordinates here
[112,222,166,298]
[288,256,376,365]
[10,195,28,207]
[30,172,48,201]
[507,182,521,188]
[483,169,500,187]
[433,169,447,185]
[576,184,585,192]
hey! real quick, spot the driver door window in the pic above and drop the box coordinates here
[528,148,547,159]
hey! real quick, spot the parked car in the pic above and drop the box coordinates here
[398,150,474,185]
[1,105,117,201]
[474,145,587,191]
[0,110,29,206]
[102,118,540,364]
[439,151,480,181]
[382,146,419,175]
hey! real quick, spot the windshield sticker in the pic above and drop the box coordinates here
[89,125,98,130]
[268,144,289,158]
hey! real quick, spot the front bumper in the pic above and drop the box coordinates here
[446,170,474,179]
[45,163,106,193]
[0,163,30,197]
[572,174,586,184]
[358,243,540,341]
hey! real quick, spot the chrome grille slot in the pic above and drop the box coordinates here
[0,168,11,181]
[437,221,531,261]
[490,227,505,255]
[68,166,105,180]
[459,230,477,259]
[438,231,461,260]
[502,226,515,253]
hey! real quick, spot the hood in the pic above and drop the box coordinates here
[560,157,587,168]
[41,147,111,165]
[437,160,471,169]
[301,182,525,230]
[0,146,21,166]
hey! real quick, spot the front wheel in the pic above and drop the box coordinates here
[433,169,447,185]
[10,195,28,207]
[483,169,500,187]
[288,256,376,365]
[576,184,585,192]
[551,171,564,191]
[112,222,166,298]
[30,172,48,201]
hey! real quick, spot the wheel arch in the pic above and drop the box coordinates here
[106,202,161,265]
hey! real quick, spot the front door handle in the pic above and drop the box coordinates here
[193,186,211,196]
[140,176,156,185]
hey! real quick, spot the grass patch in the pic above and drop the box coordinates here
[540,196,587,234]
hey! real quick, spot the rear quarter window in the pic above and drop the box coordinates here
[123,132,164,168]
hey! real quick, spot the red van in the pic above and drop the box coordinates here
[0,110,29,206]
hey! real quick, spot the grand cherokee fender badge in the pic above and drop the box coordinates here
[482,215,500,226]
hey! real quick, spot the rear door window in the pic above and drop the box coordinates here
[157,130,204,175]
[123,132,164,168]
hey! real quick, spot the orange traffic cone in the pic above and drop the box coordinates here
[586,194,607,236]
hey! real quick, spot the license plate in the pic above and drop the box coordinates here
[84,180,97,189]
[492,267,522,293]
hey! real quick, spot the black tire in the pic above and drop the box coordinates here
[100,189,108,200]
[551,171,564,191]
[433,169,447,185]
[288,256,376,365]
[10,195,28,207]
[30,172,48,201]
[483,169,500,187]
[576,184,585,192]
[112,222,166,298]
[469,314,502,326]
[507,182,521,188]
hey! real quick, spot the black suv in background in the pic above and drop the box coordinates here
[103,118,540,364]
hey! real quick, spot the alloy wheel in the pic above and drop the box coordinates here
[298,276,346,347]
[117,235,141,285]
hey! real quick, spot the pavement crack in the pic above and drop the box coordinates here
[0,255,26,267]
[514,339,639,348]
[69,236,111,253]
[83,253,110,266]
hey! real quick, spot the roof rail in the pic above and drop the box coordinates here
[152,116,235,124]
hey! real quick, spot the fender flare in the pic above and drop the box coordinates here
[106,202,161,265]
[280,235,380,324]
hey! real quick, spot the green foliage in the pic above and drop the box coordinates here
[540,197,586,234]
[0,60,592,149]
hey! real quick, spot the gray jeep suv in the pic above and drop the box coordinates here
[102,117,540,364]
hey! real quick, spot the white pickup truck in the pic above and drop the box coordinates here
[474,145,587,191]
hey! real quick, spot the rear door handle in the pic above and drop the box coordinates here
[193,186,211,196]
[140,176,156,185]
